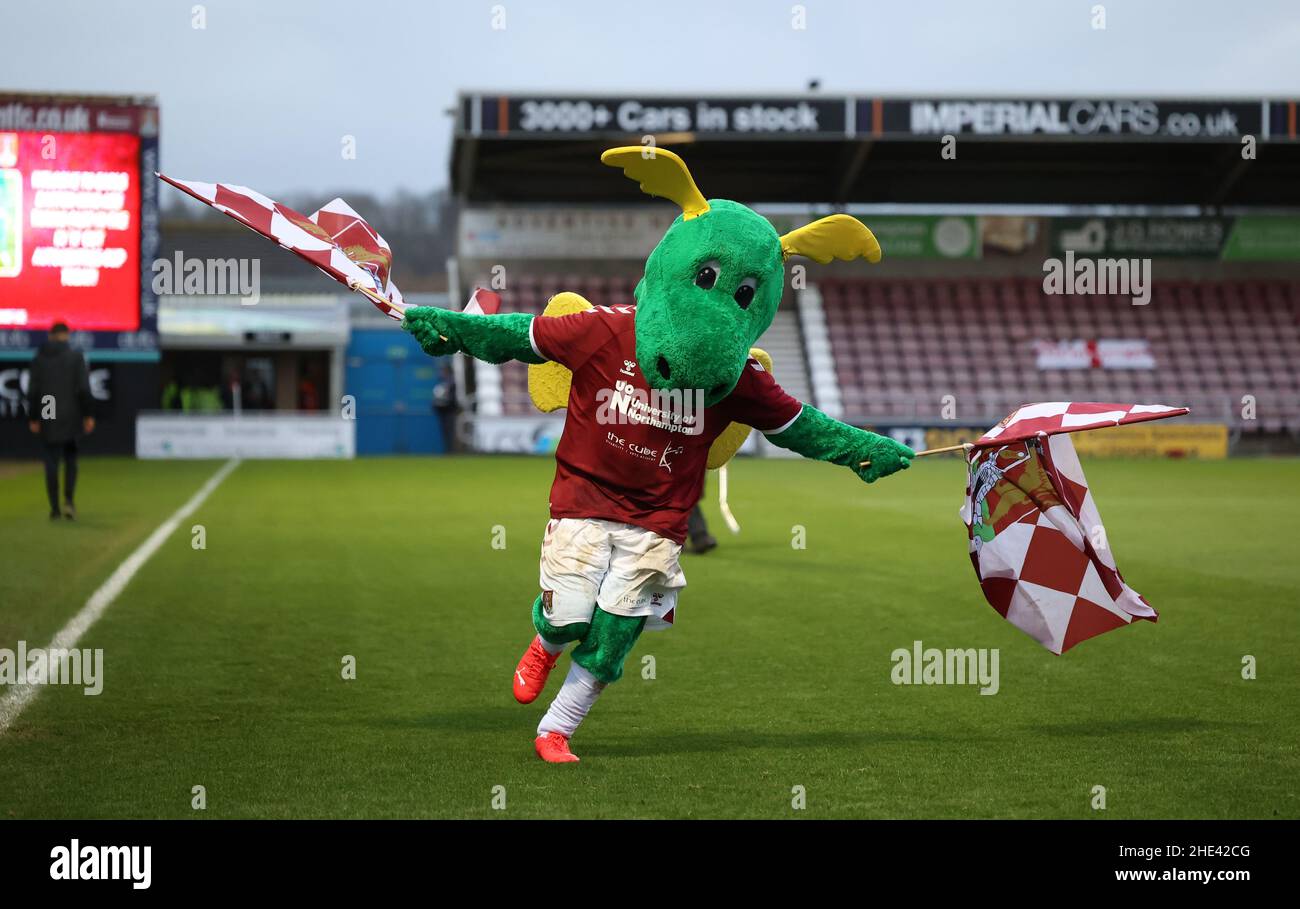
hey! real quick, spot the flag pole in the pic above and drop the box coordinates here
[860,442,972,469]
[349,281,449,341]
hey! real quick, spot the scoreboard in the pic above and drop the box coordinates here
[0,93,159,356]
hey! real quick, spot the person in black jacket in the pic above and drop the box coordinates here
[26,322,95,520]
[686,501,718,554]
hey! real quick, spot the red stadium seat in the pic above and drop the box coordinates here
[822,278,1300,432]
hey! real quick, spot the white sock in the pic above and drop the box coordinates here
[536,635,566,657]
[537,663,606,738]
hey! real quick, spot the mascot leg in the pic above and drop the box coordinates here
[535,608,645,762]
[532,593,588,646]
[520,517,608,712]
[514,594,587,705]
[570,607,646,684]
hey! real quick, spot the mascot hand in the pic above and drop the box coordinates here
[764,405,913,484]
[401,308,543,365]
[402,307,458,357]
[853,433,914,484]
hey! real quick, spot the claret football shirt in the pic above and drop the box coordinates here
[529,305,803,543]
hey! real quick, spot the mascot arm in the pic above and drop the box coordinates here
[402,307,545,365]
[766,404,914,484]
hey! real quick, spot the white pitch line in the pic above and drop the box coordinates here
[0,457,241,735]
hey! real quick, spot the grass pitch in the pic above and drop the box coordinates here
[0,454,1297,819]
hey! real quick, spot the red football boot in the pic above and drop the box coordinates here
[513,637,560,704]
[534,731,580,763]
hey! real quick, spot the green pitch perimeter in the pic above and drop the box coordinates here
[0,455,1296,819]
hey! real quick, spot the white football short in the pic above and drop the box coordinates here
[538,517,686,632]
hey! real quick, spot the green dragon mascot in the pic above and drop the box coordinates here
[403,147,914,763]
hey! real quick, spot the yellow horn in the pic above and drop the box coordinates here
[780,214,882,264]
[600,146,710,220]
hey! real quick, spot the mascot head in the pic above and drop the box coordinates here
[602,146,882,407]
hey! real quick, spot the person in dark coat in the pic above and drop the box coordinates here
[686,502,717,554]
[26,322,95,519]
[432,362,458,453]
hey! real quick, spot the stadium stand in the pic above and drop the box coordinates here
[466,271,1300,436]
[449,94,1300,451]
[469,271,1300,436]
[809,277,1300,433]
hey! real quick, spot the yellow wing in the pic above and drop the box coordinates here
[706,348,774,470]
[600,147,710,220]
[527,292,594,412]
[780,214,882,264]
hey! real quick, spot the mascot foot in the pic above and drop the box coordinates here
[513,637,561,704]
[534,732,580,763]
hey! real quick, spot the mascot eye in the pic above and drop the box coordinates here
[694,260,720,290]
[734,278,757,309]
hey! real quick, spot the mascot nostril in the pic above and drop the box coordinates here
[400,144,912,764]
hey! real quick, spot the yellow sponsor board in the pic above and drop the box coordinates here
[924,427,982,453]
[1069,422,1228,458]
[921,423,1228,458]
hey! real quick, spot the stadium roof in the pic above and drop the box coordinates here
[451,93,1300,210]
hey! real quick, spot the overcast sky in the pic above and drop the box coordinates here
[3,0,1297,197]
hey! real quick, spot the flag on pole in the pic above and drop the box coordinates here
[959,402,1188,654]
[462,287,502,315]
[977,401,1188,445]
[156,174,407,319]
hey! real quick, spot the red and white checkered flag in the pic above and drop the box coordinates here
[462,287,501,315]
[977,401,1189,445]
[157,174,407,319]
[960,402,1187,654]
